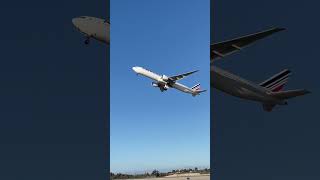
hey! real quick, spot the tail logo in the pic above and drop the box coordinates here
[191,83,201,91]
[260,69,291,92]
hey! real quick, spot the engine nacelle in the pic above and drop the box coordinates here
[151,82,158,87]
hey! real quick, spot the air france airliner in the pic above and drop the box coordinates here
[211,28,310,111]
[132,66,206,97]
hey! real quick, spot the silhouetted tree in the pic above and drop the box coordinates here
[152,169,160,177]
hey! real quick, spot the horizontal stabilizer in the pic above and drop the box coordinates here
[270,89,311,99]
[262,89,310,112]
[197,90,207,93]
[192,89,207,97]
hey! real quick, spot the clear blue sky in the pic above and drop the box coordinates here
[110,0,210,173]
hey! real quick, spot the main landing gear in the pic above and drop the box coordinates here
[84,37,90,45]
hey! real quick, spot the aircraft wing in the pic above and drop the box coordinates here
[211,27,285,61]
[169,70,199,82]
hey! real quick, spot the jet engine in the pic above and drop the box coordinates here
[151,82,159,87]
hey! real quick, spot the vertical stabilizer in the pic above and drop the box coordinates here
[259,69,291,92]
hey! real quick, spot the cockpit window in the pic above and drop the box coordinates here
[79,16,86,19]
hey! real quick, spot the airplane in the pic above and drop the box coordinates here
[72,16,110,45]
[132,66,206,97]
[211,27,310,111]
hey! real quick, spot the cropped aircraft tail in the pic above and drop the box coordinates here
[191,83,206,96]
[260,69,310,112]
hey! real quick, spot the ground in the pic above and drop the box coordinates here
[123,174,210,180]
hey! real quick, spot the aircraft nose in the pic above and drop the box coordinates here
[132,67,142,74]
[72,18,80,28]
[132,67,138,73]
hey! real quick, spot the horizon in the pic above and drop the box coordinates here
[110,166,211,174]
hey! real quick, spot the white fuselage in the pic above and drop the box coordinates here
[132,67,196,95]
[211,66,286,105]
[72,16,110,44]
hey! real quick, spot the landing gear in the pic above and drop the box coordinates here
[84,37,90,45]
[159,86,167,92]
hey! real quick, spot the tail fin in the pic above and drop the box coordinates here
[191,83,206,96]
[191,83,201,91]
[259,69,291,92]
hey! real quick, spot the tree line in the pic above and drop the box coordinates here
[110,167,210,179]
